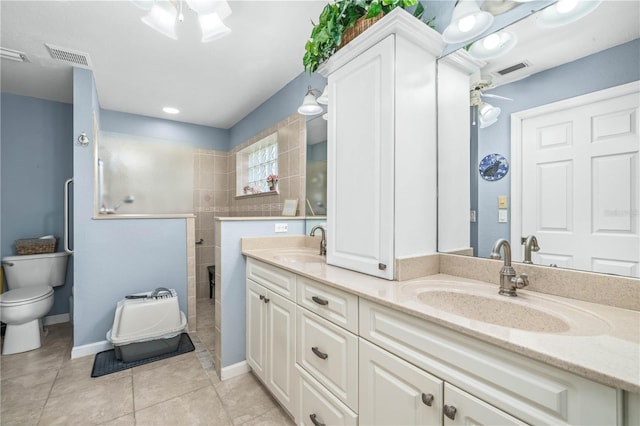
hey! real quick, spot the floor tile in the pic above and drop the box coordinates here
[214,373,279,426]
[135,385,232,425]
[38,375,134,425]
[0,301,288,426]
[133,354,211,410]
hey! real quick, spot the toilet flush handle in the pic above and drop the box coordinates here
[1,261,14,267]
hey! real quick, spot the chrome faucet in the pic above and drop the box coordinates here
[310,225,326,256]
[521,235,540,264]
[490,239,529,297]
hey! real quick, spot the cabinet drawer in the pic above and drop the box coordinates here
[360,299,618,425]
[297,277,358,334]
[247,258,296,300]
[297,307,359,412]
[296,365,358,426]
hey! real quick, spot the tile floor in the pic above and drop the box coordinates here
[0,298,295,426]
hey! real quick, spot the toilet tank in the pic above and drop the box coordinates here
[2,252,69,290]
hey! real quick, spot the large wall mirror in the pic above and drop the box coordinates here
[305,115,328,217]
[439,1,639,278]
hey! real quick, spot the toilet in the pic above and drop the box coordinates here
[0,252,69,355]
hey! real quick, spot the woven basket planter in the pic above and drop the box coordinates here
[337,14,384,51]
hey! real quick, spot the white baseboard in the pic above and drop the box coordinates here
[220,360,250,380]
[43,313,70,326]
[71,340,112,359]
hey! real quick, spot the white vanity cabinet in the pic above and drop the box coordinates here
[359,299,620,425]
[245,259,296,415]
[319,10,445,280]
[295,277,360,423]
[360,338,526,425]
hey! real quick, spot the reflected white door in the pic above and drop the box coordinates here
[513,82,639,277]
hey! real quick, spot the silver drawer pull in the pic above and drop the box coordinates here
[259,295,264,300]
[263,297,270,304]
[378,263,387,270]
[444,404,457,420]
[311,346,328,360]
[309,414,325,426]
[422,393,434,406]
[311,296,329,306]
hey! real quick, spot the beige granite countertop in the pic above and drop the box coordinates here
[242,241,640,394]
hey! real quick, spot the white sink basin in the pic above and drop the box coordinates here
[401,280,610,335]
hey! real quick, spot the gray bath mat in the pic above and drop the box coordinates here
[91,333,195,377]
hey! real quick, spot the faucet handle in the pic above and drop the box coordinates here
[512,273,529,289]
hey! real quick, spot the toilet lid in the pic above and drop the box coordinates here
[0,286,53,306]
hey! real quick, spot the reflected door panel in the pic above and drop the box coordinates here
[519,84,639,277]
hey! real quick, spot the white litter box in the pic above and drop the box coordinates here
[106,288,187,362]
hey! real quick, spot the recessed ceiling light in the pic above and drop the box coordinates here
[163,107,180,114]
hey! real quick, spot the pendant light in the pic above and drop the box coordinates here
[537,0,602,28]
[298,86,324,116]
[443,0,494,44]
[468,31,517,60]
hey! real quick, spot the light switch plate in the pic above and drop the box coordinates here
[498,195,508,209]
[470,210,477,223]
[275,223,288,233]
[498,209,508,223]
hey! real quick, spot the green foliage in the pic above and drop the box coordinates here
[303,0,435,74]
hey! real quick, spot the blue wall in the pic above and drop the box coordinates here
[230,72,326,149]
[0,94,74,315]
[474,39,640,257]
[100,109,229,151]
[219,219,306,369]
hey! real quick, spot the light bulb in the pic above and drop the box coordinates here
[482,33,501,50]
[557,0,579,14]
[457,15,477,33]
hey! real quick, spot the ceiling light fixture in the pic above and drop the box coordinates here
[442,0,494,44]
[298,86,327,116]
[135,0,232,42]
[0,47,30,62]
[537,0,601,28]
[163,106,180,114]
[468,31,517,60]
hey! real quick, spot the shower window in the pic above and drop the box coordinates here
[236,132,278,196]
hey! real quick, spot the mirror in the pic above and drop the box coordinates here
[439,1,640,278]
[305,115,328,217]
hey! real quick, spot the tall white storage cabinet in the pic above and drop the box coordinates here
[319,9,445,279]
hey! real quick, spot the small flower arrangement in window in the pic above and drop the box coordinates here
[266,174,279,190]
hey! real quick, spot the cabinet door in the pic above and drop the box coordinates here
[327,35,395,280]
[359,338,443,426]
[297,365,358,426]
[246,279,267,381]
[266,290,296,414]
[443,383,527,426]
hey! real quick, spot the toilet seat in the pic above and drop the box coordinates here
[0,286,53,307]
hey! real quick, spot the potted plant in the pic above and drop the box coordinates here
[266,174,279,191]
[303,0,435,73]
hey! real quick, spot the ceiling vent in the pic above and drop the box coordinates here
[496,61,529,76]
[45,43,93,68]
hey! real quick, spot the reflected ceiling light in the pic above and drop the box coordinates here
[479,115,498,128]
[479,101,501,122]
[163,106,180,114]
[298,86,324,116]
[442,0,494,44]
[537,0,601,28]
[138,0,232,42]
[469,31,517,60]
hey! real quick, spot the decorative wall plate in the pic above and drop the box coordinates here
[479,153,509,181]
